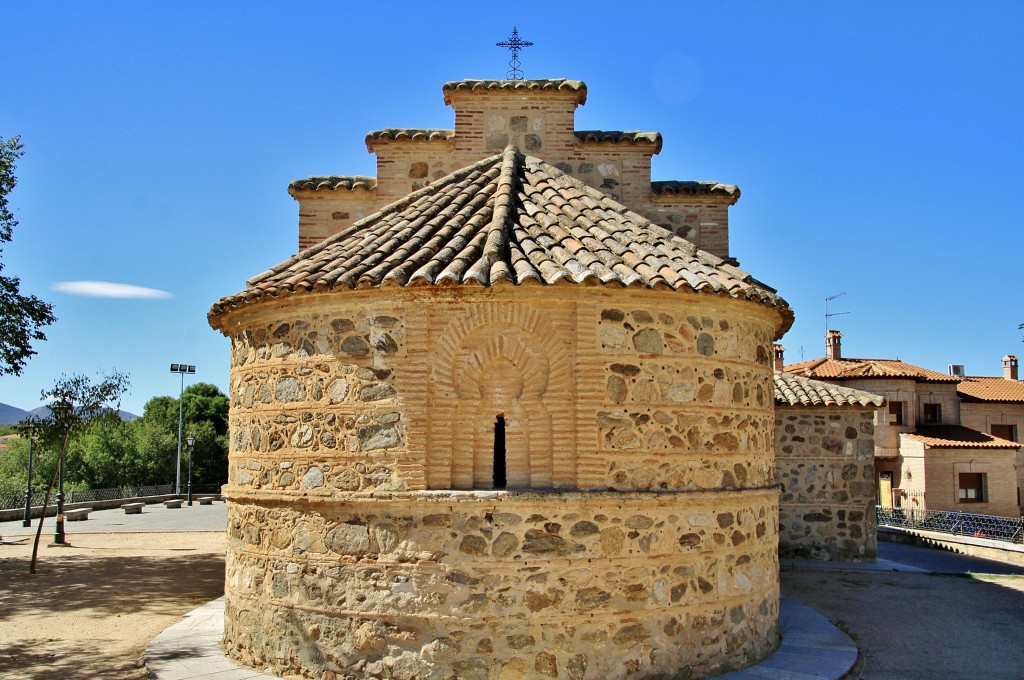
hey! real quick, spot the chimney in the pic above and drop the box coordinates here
[1004,355,1019,381]
[773,344,785,372]
[825,330,842,360]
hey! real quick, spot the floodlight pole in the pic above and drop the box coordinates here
[170,364,196,495]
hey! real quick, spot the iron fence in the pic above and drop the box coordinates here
[877,505,1024,544]
[0,483,224,510]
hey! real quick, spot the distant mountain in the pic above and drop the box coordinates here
[0,403,31,426]
[0,403,137,425]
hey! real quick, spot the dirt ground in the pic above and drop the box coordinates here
[3,532,1024,679]
[0,532,225,680]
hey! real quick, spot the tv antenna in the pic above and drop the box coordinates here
[825,292,849,336]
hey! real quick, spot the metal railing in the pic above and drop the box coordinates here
[0,483,224,510]
[877,505,1024,544]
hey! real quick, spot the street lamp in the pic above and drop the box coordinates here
[50,399,71,546]
[186,434,195,506]
[20,418,38,527]
[169,363,196,495]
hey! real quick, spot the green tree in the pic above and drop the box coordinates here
[181,382,229,487]
[29,370,129,573]
[0,135,56,376]
[121,383,230,490]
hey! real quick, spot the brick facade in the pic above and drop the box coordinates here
[217,286,784,679]
[290,80,738,260]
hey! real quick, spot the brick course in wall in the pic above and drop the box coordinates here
[289,80,738,261]
[216,285,784,679]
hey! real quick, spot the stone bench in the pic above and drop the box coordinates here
[198,496,215,505]
[122,502,145,515]
[65,508,93,521]
[164,499,183,509]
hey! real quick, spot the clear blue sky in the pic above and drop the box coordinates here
[2,1,1022,416]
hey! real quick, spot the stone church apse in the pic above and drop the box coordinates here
[208,81,794,680]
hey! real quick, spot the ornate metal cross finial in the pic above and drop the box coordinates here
[497,27,533,80]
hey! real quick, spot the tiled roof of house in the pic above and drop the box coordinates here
[365,128,456,151]
[957,376,1024,403]
[652,181,740,199]
[575,130,662,153]
[784,357,958,383]
[902,425,1021,449]
[773,372,885,408]
[288,176,377,193]
[210,146,793,333]
[442,79,587,105]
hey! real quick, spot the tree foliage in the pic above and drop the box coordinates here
[1,380,230,495]
[41,381,230,490]
[28,370,130,572]
[0,135,56,375]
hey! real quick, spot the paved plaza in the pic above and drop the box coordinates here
[1,499,227,538]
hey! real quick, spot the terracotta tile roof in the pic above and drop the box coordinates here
[902,425,1021,449]
[575,130,662,153]
[210,146,793,334]
[288,176,377,193]
[652,180,740,199]
[784,357,958,383]
[365,128,455,151]
[773,372,885,408]
[957,376,1024,403]
[442,79,587,105]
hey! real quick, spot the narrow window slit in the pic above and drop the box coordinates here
[493,415,507,489]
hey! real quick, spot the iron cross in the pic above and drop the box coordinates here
[497,27,533,80]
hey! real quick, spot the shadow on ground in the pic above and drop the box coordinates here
[0,638,152,679]
[0,550,224,679]
[0,552,224,620]
[782,568,1024,680]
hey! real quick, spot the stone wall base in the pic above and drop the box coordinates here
[223,488,781,679]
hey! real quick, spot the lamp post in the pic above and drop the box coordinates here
[186,434,195,506]
[21,418,37,527]
[169,364,196,495]
[50,400,71,546]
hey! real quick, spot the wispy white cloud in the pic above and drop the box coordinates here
[53,281,174,299]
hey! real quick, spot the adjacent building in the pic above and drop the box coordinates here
[772,370,883,560]
[785,332,1022,518]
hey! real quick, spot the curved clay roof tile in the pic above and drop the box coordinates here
[211,147,792,336]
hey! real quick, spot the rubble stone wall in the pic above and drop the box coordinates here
[775,407,878,560]
[218,286,784,678]
[224,489,779,680]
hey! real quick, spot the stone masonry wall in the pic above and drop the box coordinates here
[218,286,785,678]
[776,407,878,560]
[224,489,779,680]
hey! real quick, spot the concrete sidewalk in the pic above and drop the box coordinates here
[146,597,857,680]
[0,498,226,537]
[145,598,858,680]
